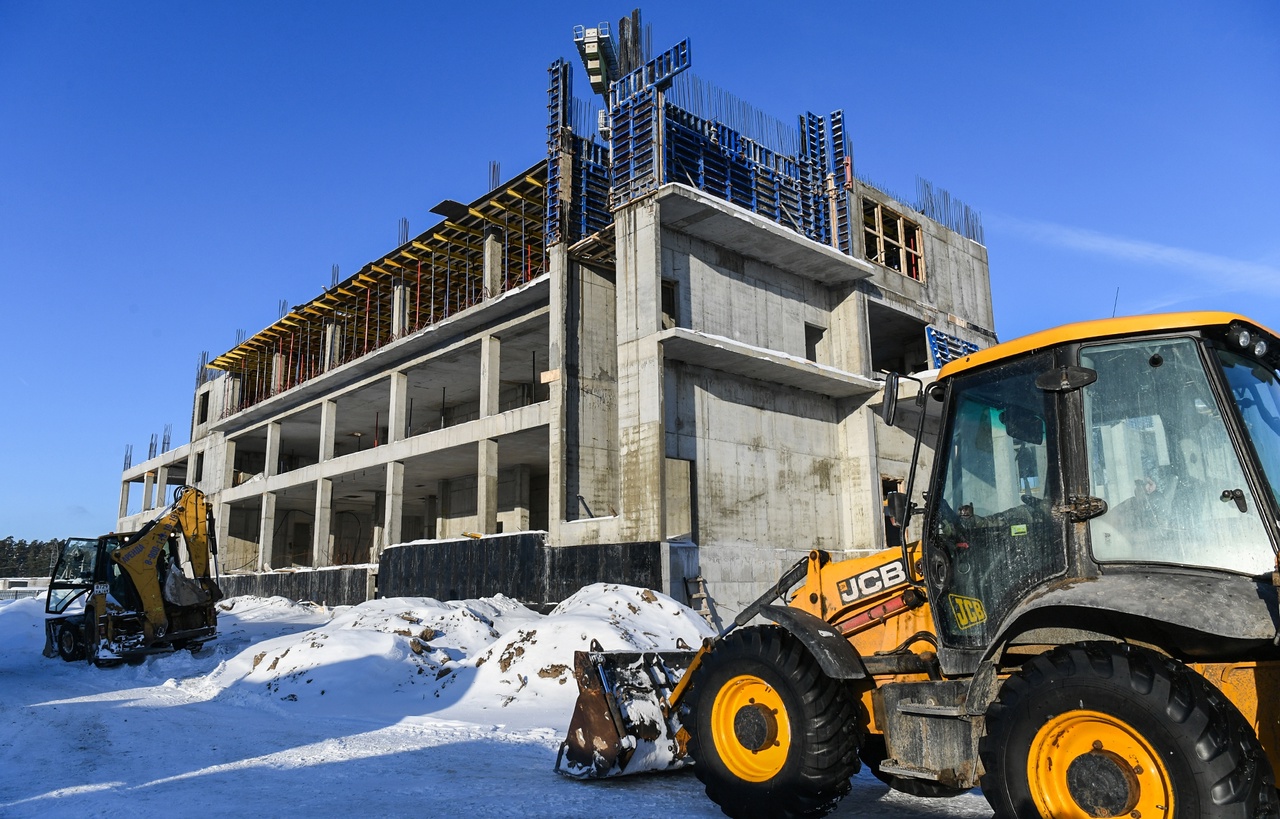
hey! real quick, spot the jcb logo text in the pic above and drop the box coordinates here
[837,560,908,604]
[948,594,987,630]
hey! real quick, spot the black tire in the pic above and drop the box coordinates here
[686,626,860,819]
[55,621,85,662]
[859,734,969,798]
[980,642,1278,819]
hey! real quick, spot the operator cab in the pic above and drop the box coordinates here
[918,313,1280,670]
[46,534,144,615]
[46,537,100,614]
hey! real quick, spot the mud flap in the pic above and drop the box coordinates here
[42,619,58,659]
[555,644,696,778]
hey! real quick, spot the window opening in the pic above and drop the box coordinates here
[863,199,924,281]
[804,324,826,363]
[661,279,678,329]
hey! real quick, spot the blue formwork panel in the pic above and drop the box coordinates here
[545,60,572,246]
[610,89,658,208]
[610,38,691,106]
[829,110,852,254]
[926,326,981,369]
[574,137,612,238]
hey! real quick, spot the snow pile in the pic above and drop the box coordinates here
[189,584,713,730]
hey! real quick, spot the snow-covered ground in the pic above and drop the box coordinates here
[0,586,992,818]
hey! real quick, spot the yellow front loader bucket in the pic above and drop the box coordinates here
[555,643,697,778]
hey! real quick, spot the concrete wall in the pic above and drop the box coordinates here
[663,231,831,359]
[671,362,845,622]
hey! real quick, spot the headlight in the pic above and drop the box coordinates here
[1231,326,1253,348]
[1255,339,1269,357]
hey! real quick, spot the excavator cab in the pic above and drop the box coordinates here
[46,537,100,616]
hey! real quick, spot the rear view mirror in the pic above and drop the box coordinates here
[881,372,900,427]
[885,490,909,525]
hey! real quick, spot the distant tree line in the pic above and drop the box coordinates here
[0,537,65,578]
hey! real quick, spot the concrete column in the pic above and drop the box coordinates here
[510,463,531,531]
[319,400,337,461]
[436,479,450,539]
[222,439,237,492]
[837,402,884,556]
[272,351,285,395]
[119,481,131,519]
[388,372,408,443]
[477,439,498,534]
[186,449,199,490]
[614,200,665,540]
[313,478,333,567]
[383,461,404,558]
[142,471,155,512]
[155,465,169,509]
[391,278,408,337]
[371,491,385,564]
[546,244,569,532]
[264,421,281,477]
[322,321,339,372]
[216,502,231,562]
[483,227,503,299]
[480,335,501,417]
[258,491,276,571]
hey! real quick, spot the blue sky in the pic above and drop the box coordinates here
[1,2,1276,540]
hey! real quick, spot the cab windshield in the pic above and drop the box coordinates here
[1216,349,1280,513]
[46,537,99,613]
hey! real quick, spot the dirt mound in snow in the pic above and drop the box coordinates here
[440,584,714,720]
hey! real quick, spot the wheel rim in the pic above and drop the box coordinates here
[710,673,791,783]
[58,627,76,655]
[1028,709,1173,818]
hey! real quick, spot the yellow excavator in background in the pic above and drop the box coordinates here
[44,485,222,667]
[559,312,1280,818]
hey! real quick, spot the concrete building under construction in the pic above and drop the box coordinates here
[117,19,994,621]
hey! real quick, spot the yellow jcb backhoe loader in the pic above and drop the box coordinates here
[44,485,222,667]
[558,311,1280,818]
